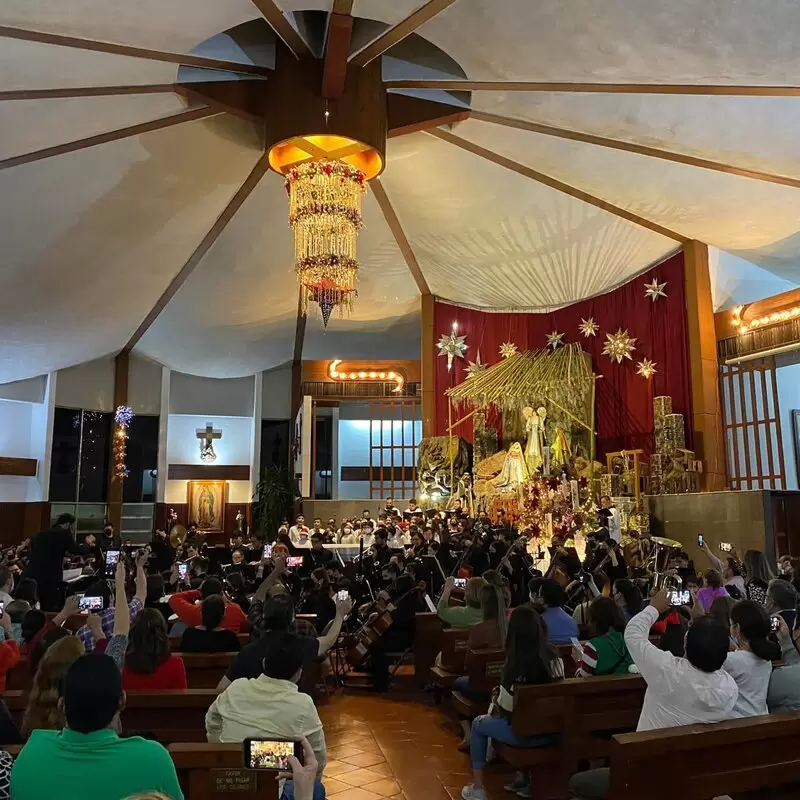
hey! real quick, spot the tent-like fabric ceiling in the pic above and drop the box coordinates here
[2,0,800,383]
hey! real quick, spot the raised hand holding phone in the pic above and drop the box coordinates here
[278,737,317,800]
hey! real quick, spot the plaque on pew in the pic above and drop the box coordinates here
[212,769,255,793]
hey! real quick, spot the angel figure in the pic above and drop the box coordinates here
[522,406,544,471]
[550,425,572,469]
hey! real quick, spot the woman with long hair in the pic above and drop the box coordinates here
[123,608,186,690]
[21,635,84,737]
[723,600,781,717]
[461,605,563,800]
[612,579,643,621]
[744,550,775,605]
[575,596,632,677]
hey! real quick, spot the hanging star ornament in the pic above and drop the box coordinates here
[579,317,599,338]
[546,330,565,350]
[636,358,657,379]
[437,326,468,371]
[602,328,637,363]
[644,277,668,302]
[465,352,486,379]
[499,341,518,359]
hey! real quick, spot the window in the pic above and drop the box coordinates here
[122,415,159,503]
[260,420,291,474]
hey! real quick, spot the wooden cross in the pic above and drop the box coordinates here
[197,423,222,461]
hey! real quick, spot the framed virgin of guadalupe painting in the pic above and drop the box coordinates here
[187,480,227,532]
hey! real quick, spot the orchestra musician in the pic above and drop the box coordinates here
[305,533,335,570]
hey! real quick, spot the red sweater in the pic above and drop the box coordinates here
[0,640,20,693]
[168,590,247,633]
[122,654,187,691]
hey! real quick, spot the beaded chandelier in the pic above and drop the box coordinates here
[285,160,367,327]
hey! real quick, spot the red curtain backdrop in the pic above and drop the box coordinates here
[433,252,693,459]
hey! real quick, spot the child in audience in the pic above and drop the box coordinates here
[574,596,632,677]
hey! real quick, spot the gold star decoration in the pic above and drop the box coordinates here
[464,352,486,378]
[579,317,599,337]
[644,278,668,302]
[436,324,468,371]
[499,341,518,359]
[546,330,565,350]
[602,328,637,363]
[636,358,657,379]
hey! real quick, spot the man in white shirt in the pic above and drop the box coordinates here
[289,516,310,546]
[0,565,14,610]
[568,588,737,799]
[206,632,326,799]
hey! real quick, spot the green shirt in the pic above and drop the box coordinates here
[11,728,184,800]
[437,600,483,628]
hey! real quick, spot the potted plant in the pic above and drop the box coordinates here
[252,466,294,542]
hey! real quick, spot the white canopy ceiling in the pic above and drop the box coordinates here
[2,0,800,383]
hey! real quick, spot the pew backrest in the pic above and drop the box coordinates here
[175,652,238,689]
[609,712,800,800]
[465,648,505,693]
[414,612,443,680]
[439,628,471,672]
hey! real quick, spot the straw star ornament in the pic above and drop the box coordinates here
[465,352,486,378]
[499,342,518,359]
[602,329,637,363]
[546,330,565,350]
[436,324,468,371]
[644,278,667,301]
[579,318,599,337]
[636,358,657,379]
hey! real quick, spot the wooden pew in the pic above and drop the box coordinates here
[176,652,237,689]
[608,712,800,800]
[169,743,279,800]
[450,648,505,719]
[492,675,646,798]
[429,628,471,699]
[413,612,443,682]
[4,689,219,743]
[170,633,250,651]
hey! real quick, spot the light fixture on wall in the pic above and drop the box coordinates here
[328,359,405,393]
[732,303,800,333]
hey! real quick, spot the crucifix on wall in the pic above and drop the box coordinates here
[196,423,222,463]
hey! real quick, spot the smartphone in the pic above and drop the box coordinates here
[0,601,5,619]
[453,577,467,589]
[244,738,302,771]
[79,595,104,613]
[335,589,349,602]
[286,556,304,568]
[177,562,188,581]
[771,615,782,633]
[719,542,733,553]
[668,589,691,606]
[577,572,588,585]
[104,549,121,577]
[262,544,272,560]
[696,534,704,548]
[570,637,582,650]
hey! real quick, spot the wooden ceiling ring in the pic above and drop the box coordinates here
[0,26,272,76]
[428,128,689,244]
[124,154,271,352]
[387,93,471,137]
[0,106,217,171]
[0,84,180,101]
[372,178,431,294]
[350,0,461,67]
[385,80,800,96]
[322,12,354,100]
[250,0,312,59]
[326,141,371,159]
[292,137,330,159]
[471,110,800,190]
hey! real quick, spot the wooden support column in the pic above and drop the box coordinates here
[107,351,130,533]
[421,293,436,438]
[683,241,727,490]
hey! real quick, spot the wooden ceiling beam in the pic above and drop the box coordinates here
[0,25,272,76]
[124,154,271,352]
[250,0,312,59]
[350,0,460,67]
[0,106,217,171]
[322,11,354,100]
[429,128,689,243]
[386,80,800,96]
[372,178,431,294]
[0,84,179,101]
[472,109,800,190]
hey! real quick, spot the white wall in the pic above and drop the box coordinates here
[261,365,291,419]
[55,356,115,411]
[0,400,34,501]
[0,375,45,404]
[775,354,800,490]
[165,413,253,506]
[129,354,163,415]
[710,248,800,312]
[170,372,255,417]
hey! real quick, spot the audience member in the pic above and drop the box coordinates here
[697,569,728,611]
[533,578,580,644]
[744,549,775,605]
[765,579,798,632]
[767,615,800,713]
[0,614,19,693]
[123,608,187,690]
[437,577,485,628]
[179,594,242,653]
[611,579,643,621]
[168,577,247,633]
[0,566,14,609]
[574,596,632,677]
[206,632,326,800]
[11,653,184,800]
[461,606,564,800]
[6,599,30,643]
[13,578,39,610]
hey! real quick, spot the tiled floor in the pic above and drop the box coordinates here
[319,692,509,800]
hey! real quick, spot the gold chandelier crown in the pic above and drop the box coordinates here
[285,160,367,326]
